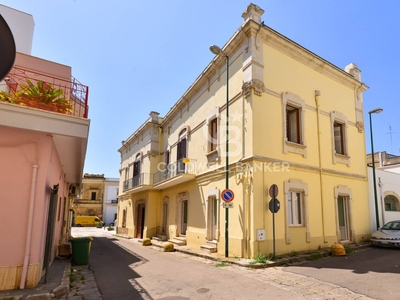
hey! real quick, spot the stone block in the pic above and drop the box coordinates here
[163,242,174,252]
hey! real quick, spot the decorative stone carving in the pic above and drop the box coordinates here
[356,121,364,133]
[242,79,266,97]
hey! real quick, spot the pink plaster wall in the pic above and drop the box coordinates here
[0,126,67,267]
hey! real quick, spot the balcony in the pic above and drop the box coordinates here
[1,65,89,118]
[122,173,152,192]
[153,158,197,189]
[104,199,118,204]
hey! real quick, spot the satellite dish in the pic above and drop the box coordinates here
[0,14,16,82]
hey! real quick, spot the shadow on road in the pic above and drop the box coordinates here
[289,246,400,275]
[89,236,153,300]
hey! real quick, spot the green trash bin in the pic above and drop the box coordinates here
[69,236,93,266]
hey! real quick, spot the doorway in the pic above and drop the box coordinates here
[162,200,168,234]
[337,196,350,241]
[136,203,145,238]
[180,200,188,235]
[207,197,218,241]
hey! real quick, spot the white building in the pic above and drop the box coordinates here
[103,178,119,225]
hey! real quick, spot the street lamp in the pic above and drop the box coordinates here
[210,44,229,257]
[368,107,383,230]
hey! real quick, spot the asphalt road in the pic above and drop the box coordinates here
[285,246,400,300]
[72,228,400,299]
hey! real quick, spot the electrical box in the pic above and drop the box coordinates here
[256,229,266,241]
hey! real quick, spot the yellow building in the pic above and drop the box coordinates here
[72,173,105,220]
[117,3,370,259]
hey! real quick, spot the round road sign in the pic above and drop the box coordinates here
[221,189,234,202]
[269,184,279,198]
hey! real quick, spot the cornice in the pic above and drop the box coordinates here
[260,24,368,92]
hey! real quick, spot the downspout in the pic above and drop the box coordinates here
[20,164,39,289]
[315,91,327,243]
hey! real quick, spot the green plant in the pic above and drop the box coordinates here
[290,250,299,257]
[306,252,323,261]
[216,262,230,267]
[345,247,355,254]
[0,79,73,114]
[250,252,268,264]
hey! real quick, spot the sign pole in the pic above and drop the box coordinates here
[273,197,276,258]
[269,184,280,260]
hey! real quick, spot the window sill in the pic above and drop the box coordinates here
[284,140,307,157]
[334,153,351,166]
[206,149,219,162]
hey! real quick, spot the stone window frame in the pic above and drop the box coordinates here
[282,92,307,157]
[205,107,220,162]
[330,111,350,166]
[284,179,310,244]
[334,185,354,243]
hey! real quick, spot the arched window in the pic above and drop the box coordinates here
[384,195,400,211]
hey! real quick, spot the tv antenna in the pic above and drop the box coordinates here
[387,125,395,154]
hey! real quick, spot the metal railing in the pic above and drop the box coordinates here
[122,173,151,191]
[153,158,197,185]
[1,65,89,118]
[104,199,118,204]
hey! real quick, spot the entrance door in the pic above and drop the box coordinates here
[338,196,350,241]
[162,202,168,234]
[180,200,188,235]
[208,197,218,241]
[136,203,145,238]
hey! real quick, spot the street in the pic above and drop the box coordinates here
[72,228,400,299]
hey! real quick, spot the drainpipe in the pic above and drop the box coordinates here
[20,164,39,289]
[315,91,327,243]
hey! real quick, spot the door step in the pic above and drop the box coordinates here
[200,241,217,253]
[168,236,187,246]
[152,234,167,241]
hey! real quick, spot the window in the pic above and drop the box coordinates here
[205,108,220,162]
[288,191,303,225]
[209,118,218,152]
[330,111,350,166]
[286,105,300,144]
[334,122,345,155]
[91,192,96,200]
[282,92,307,157]
[384,195,399,211]
[284,179,309,244]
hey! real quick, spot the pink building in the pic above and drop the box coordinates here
[0,5,90,290]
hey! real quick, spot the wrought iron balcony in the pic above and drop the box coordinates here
[153,158,197,187]
[123,173,151,192]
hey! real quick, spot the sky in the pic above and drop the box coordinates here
[2,0,399,178]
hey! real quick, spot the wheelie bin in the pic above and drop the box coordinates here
[69,236,93,265]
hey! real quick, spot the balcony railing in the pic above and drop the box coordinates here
[1,66,89,118]
[153,158,197,185]
[104,199,118,204]
[123,173,151,191]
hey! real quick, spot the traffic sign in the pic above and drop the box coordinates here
[269,184,279,198]
[269,198,280,213]
[221,189,234,202]
[222,202,234,208]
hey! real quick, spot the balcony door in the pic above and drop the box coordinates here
[133,154,141,187]
[177,129,187,174]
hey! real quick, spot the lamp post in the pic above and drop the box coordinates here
[210,44,229,257]
[368,107,383,231]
